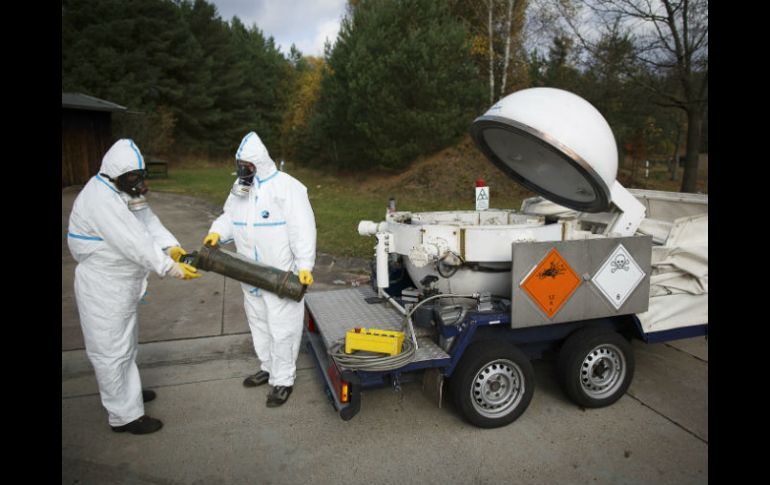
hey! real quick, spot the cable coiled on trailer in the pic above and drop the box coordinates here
[329,292,480,372]
[329,338,416,372]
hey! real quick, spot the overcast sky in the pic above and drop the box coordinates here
[208,0,348,57]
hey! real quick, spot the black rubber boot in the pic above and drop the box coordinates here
[243,370,270,388]
[111,415,163,435]
[142,389,156,402]
[266,386,293,407]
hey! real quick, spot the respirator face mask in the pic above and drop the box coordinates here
[103,169,149,198]
[232,160,256,196]
[236,160,256,183]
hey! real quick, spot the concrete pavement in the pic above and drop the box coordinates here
[62,186,708,484]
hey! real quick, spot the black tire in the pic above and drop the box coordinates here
[557,327,635,408]
[450,341,535,428]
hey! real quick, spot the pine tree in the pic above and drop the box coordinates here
[307,0,484,171]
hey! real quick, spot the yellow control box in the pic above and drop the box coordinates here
[345,328,405,356]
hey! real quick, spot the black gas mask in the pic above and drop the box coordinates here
[104,169,149,197]
[236,160,256,186]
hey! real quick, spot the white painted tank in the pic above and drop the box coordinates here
[373,209,561,295]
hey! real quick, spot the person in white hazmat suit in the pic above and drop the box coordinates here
[67,139,201,435]
[203,132,316,407]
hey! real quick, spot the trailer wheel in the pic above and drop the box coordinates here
[450,341,534,428]
[557,327,635,408]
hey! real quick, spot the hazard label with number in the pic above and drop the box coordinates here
[592,244,645,310]
[520,248,581,318]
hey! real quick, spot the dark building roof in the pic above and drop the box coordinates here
[62,92,127,113]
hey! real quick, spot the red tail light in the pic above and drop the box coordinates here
[326,362,349,403]
[304,309,316,333]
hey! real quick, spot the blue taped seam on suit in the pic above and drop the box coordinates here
[96,174,119,194]
[68,232,104,241]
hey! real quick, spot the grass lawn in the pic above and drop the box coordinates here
[148,164,419,259]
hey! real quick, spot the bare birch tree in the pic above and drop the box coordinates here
[488,1,495,104]
[500,0,515,94]
[558,0,708,193]
[453,0,530,104]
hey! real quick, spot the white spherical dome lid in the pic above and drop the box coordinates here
[470,87,618,212]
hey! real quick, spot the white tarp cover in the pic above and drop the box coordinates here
[636,213,708,333]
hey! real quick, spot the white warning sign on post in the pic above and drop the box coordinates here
[591,244,645,310]
[475,186,489,210]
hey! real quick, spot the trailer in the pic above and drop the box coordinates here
[303,88,708,428]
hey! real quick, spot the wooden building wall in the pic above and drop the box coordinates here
[62,108,113,187]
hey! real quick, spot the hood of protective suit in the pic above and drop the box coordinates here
[236,132,276,179]
[100,139,146,178]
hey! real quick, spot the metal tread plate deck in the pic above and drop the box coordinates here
[305,287,450,364]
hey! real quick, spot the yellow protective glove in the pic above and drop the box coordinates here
[173,262,201,280]
[299,270,314,286]
[203,232,220,247]
[166,246,187,262]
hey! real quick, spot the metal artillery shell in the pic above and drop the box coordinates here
[192,246,307,302]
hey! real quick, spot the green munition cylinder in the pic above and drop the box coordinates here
[184,246,307,302]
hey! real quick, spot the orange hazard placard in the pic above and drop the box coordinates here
[520,248,581,318]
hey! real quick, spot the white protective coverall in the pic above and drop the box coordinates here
[209,132,316,387]
[67,139,180,426]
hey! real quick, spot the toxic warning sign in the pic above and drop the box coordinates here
[520,248,581,318]
[592,244,645,310]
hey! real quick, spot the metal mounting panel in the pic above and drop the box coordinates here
[305,287,448,364]
[511,235,652,328]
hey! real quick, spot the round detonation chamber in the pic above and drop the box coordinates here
[359,209,560,296]
[359,88,646,296]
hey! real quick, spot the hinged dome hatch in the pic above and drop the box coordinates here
[470,87,618,213]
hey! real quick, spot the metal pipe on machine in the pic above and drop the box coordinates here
[181,246,307,302]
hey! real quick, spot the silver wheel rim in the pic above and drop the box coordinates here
[579,343,626,399]
[470,359,525,418]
